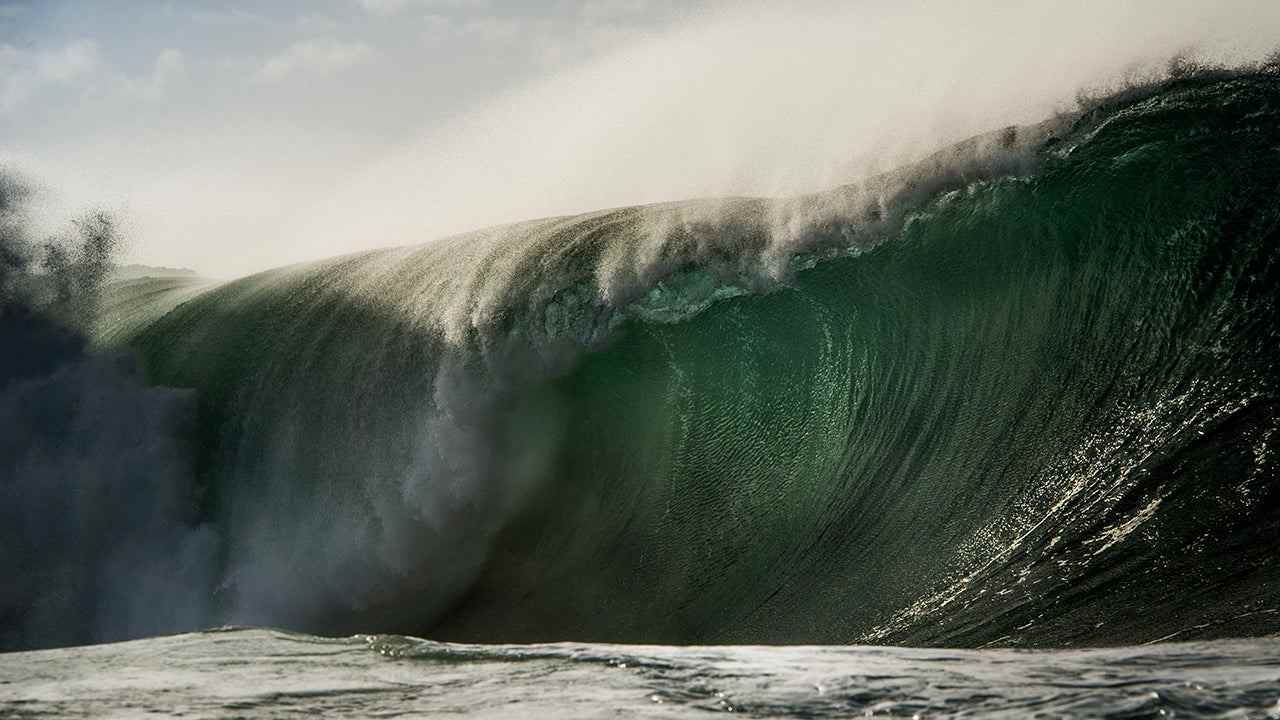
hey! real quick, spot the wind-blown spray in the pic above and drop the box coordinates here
[0,170,218,651]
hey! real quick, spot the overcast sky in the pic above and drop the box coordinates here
[2,1,1278,277]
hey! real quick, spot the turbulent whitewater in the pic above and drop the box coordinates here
[4,629,1280,718]
[36,70,1272,655]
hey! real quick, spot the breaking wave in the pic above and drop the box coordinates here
[86,71,1280,648]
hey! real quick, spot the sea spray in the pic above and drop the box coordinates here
[0,171,218,651]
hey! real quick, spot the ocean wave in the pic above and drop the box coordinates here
[91,70,1280,647]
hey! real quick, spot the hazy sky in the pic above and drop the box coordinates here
[2,1,1278,277]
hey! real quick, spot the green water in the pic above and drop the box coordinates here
[100,73,1280,647]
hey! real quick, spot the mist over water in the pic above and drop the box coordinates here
[284,0,1280,269]
[0,171,218,651]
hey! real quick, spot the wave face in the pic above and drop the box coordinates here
[103,73,1280,647]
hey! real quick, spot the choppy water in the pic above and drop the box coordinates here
[2,629,1279,718]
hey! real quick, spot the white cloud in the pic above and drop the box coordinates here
[296,14,339,34]
[189,8,270,26]
[35,40,100,81]
[83,48,187,102]
[456,15,525,43]
[255,39,374,83]
[0,39,100,112]
[421,13,455,37]
[146,49,185,96]
[357,0,410,15]
[579,0,663,20]
[357,0,489,18]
